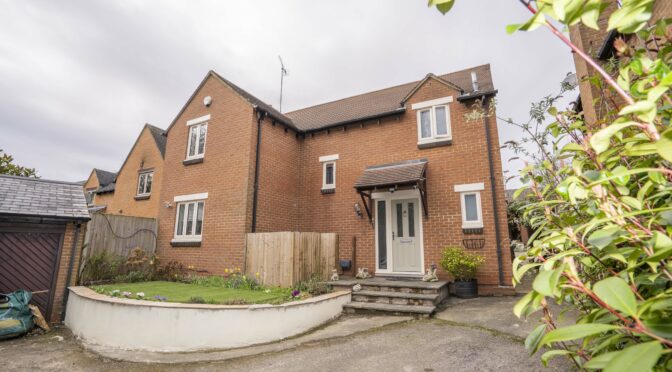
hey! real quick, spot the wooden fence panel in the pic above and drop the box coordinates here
[84,212,158,259]
[245,232,337,287]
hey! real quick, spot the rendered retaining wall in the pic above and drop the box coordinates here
[65,286,350,352]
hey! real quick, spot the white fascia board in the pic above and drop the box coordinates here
[319,154,339,162]
[411,96,454,110]
[174,192,209,202]
[186,114,211,126]
[454,183,485,192]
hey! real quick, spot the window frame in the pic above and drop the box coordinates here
[412,96,453,145]
[136,171,153,197]
[173,200,205,242]
[185,115,210,161]
[459,191,483,229]
[319,154,339,191]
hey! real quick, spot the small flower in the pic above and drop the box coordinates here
[136,292,145,298]
[264,289,271,294]
[224,268,229,273]
[255,272,260,277]
[153,295,167,302]
[291,290,301,298]
[110,289,120,297]
[122,291,132,298]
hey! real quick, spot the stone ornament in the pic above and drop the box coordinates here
[352,284,362,292]
[330,268,339,281]
[422,265,438,282]
[355,267,371,279]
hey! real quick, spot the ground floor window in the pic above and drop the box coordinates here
[454,183,485,229]
[174,200,204,240]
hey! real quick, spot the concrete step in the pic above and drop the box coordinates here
[351,290,439,306]
[331,284,442,295]
[343,301,435,317]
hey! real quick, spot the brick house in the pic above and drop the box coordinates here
[156,64,513,294]
[83,124,166,218]
[570,0,672,124]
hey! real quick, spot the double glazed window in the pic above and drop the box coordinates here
[137,172,153,196]
[418,105,450,143]
[319,154,339,192]
[460,192,483,228]
[174,200,205,240]
[187,123,207,159]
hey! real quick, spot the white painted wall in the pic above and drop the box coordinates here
[65,287,351,352]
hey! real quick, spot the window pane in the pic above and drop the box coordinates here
[420,110,432,138]
[176,204,185,236]
[396,203,403,237]
[408,202,415,237]
[195,202,204,235]
[325,163,334,185]
[145,173,152,194]
[186,203,194,235]
[464,194,478,221]
[188,126,197,156]
[137,175,145,195]
[435,106,448,136]
[377,200,387,270]
[198,124,207,155]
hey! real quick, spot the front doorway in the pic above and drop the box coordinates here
[374,190,424,275]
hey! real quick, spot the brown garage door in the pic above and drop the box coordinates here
[0,223,64,320]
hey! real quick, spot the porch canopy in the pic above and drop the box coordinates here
[354,159,428,222]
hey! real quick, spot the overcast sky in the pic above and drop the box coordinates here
[0,0,576,187]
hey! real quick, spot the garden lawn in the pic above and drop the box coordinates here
[93,281,290,305]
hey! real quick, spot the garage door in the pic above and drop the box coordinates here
[0,224,64,320]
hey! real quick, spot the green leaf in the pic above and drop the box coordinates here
[584,351,618,370]
[620,196,642,210]
[580,0,603,30]
[618,101,656,123]
[593,277,637,317]
[428,0,455,14]
[604,341,662,372]
[540,349,572,367]
[513,291,534,318]
[608,0,654,33]
[610,165,630,186]
[539,324,619,346]
[587,225,621,249]
[590,122,636,154]
[643,319,672,338]
[525,323,547,354]
[506,23,522,34]
[625,142,657,156]
[532,267,562,297]
[656,128,672,162]
[514,262,540,284]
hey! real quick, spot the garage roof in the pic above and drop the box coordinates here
[0,175,90,220]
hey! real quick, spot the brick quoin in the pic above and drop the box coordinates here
[155,68,513,294]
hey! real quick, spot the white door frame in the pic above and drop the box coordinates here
[372,189,425,275]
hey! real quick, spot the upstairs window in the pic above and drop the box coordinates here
[137,171,153,196]
[186,115,209,160]
[319,154,339,193]
[412,96,453,145]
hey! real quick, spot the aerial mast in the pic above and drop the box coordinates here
[278,56,288,112]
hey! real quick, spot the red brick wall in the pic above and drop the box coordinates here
[51,222,85,323]
[155,75,257,274]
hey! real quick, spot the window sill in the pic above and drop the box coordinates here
[321,188,335,194]
[463,227,484,234]
[183,157,204,166]
[417,139,452,149]
[171,240,201,247]
[134,195,150,201]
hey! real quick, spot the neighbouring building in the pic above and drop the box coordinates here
[570,0,672,124]
[156,64,513,294]
[83,124,166,218]
[0,175,89,323]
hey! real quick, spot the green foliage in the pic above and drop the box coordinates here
[190,275,226,287]
[429,0,672,369]
[439,247,484,281]
[223,272,261,290]
[293,275,330,296]
[0,149,37,177]
[80,251,126,284]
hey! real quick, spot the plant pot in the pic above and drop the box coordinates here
[453,280,478,298]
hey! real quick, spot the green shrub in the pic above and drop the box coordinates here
[155,260,187,282]
[439,247,484,281]
[113,270,151,283]
[224,273,261,290]
[80,251,126,284]
[293,275,330,296]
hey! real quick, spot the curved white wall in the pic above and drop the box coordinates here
[65,287,350,352]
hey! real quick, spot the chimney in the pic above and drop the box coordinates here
[471,71,479,92]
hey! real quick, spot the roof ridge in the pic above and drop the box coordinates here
[0,174,84,186]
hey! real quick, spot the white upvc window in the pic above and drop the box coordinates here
[454,183,484,228]
[412,96,453,145]
[186,115,209,160]
[172,193,208,242]
[136,171,153,196]
[319,154,339,191]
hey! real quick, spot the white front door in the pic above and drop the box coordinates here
[391,199,421,272]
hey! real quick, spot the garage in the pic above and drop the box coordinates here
[0,175,89,323]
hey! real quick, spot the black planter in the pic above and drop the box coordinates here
[454,280,478,298]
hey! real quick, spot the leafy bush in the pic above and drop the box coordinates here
[293,275,330,296]
[80,251,126,284]
[113,270,151,283]
[428,0,672,369]
[439,247,484,281]
[155,260,187,282]
[224,272,261,290]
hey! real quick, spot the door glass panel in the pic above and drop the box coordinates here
[176,204,185,235]
[464,194,478,221]
[377,200,387,270]
[408,202,415,237]
[195,202,204,235]
[435,106,448,136]
[198,124,207,155]
[186,203,194,235]
[420,110,432,138]
[396,203,403,237]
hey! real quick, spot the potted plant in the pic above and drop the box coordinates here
[439,247,484,298]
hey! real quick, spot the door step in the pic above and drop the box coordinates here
[343,301,435,316]
[352,290,439,306]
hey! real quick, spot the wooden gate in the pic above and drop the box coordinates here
[0,223,64,319]
[245,232,338,287]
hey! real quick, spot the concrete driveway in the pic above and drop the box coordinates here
[2,295,572,371]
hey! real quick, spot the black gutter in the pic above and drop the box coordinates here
[303,108,406,134]
[251,109,266,233]
[457,89,499,102]
[0,213,90,223]
[481,95,505,286]
[61,222,81,322]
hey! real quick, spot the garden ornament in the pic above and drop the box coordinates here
[330,269,339,281]
[422,265,438,282]
[355,267,371,279]
[352,284,362,292]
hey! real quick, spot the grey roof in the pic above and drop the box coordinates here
[94,169,116,187]
[354,159,428,190]
[95,182,116,194]
[146,124,167,157]
[0,175,90,220]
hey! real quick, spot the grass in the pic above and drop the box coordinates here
[93,281,291,305]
